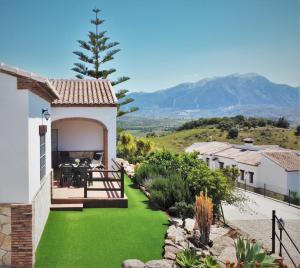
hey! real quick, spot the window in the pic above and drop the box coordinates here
[240,169,245,181]
[206,158,210,166]
[249,172,254,184]
[219,162,224,169]
[40,134,46,180]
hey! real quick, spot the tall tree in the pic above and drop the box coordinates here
[72,8,138,116]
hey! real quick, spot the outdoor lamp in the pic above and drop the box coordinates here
[42,109,50,121]
[277,218,285,230]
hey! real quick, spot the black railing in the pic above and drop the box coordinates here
[84,163,125,198]
[271,210,300,267]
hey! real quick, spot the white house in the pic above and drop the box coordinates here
[186,140,300,198]
[0,63,118,268]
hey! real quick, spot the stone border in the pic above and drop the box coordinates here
[0,206,11,267]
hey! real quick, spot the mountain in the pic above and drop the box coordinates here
[126,74,300,122]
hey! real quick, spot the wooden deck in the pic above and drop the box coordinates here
[51,167,128,208]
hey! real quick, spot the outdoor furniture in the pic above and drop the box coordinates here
[90,152,104,169]
[78,165,91,186]
[60,164,74,187]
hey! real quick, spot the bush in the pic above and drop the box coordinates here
[295,125,300,136]
[227,128,239,139]
[132,163,160,185]
[149,175,191,210]
[168,201,195,218]
[274,117,290,129]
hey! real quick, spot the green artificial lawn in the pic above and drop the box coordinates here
[35,177,168,268]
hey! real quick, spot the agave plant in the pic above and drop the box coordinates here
[200,256,220,268]
[234,237,278,268]
[176,248,201,268]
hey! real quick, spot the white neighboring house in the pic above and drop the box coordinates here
[185,140,300,197]
[0,63,118,268]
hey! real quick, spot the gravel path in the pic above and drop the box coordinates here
[222,190,300,266]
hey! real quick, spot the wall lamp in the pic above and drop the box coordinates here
[42,109,50,121]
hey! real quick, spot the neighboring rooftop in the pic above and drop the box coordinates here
[185,141,232,155]
[0,63,59,101]
[263,151,300,172]
[51,79,117,107]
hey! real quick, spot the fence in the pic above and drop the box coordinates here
[235,181,300,206]
[84,163,125,198]
[272,210,300,267]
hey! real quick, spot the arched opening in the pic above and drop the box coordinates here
[51,117,108,169]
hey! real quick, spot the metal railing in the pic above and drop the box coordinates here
[271,210,300,267]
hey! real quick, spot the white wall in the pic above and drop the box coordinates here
[0,73,29,203]
[287,171,300,194]
[51,107,117,168]
[259,155,288,195]
[28,91,52,202]
[237,162,259,187]
[52,119,103,151]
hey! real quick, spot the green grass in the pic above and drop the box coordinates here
[149,126,300,153]
[35,177,168,268]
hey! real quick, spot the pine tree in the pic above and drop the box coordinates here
[72,8,138,116]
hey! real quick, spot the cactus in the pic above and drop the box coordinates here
[195,192,213,245]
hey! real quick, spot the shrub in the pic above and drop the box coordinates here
[227,128,239,139]
[168,201,195,218]
[176,248,200,268]
[132,163,161,185]
[274,117,289,129]
[295,125,300,136]
[149,175,191,210]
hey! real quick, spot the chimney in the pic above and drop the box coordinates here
[244,138,254,147]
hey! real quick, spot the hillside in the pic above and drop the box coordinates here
[127,74,300,122]
[148,126,300,153]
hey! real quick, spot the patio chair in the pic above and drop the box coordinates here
[60,164,74,187]
[91,152,104,169]
[78,165,91,186]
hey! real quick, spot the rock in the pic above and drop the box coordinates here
[167,226,185,243]
[165,239,176,247]
[170,218,183,227]
[0,207,10,217]
[2,251,11,266]
[164,251,176,261]
[1,224,11,235]
[184,218,196,234]
[178,241,188,249]
[210,226,229,241]
[122,259,146,268]
[210,235,236,265]
[146,260,172,268]
[164,259,175,267]
[202,250,211,257]
[164,245,181,255]
[1,236,10,251]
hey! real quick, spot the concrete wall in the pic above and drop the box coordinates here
[52,107,117,168]
[0,73,29,203]
[52,118,103,151]
[237,162,259,188]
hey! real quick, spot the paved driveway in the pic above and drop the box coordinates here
[222,189,300,266]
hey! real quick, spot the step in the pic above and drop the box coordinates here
[50,203,83,211]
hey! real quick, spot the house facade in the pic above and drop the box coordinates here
[0,64,118,267]
[186,141,300,198]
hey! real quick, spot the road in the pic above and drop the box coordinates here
[222,189,300,266]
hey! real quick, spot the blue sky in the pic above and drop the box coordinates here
[0,0,298,92]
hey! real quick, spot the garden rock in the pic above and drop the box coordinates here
[164,251,176,261]
[164,239,176,247]
[164,245,181,255]
[184,218,195,234]
[170,218,183,227]
[146,260,172,268]
[166,226,185,243]
[122,259,146,268]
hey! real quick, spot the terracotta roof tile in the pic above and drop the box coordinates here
[263,151,300,171]
[51,79,117,106]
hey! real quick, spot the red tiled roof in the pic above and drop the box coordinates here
[263,151,300,171]
[51,79,117,106]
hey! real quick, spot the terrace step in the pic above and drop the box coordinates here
[50,203,83,211]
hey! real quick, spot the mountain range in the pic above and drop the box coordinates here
[126,74,300,122]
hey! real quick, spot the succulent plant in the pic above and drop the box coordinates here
[234,237,278,268]
[176,248,201,268]
[200,256,220,268]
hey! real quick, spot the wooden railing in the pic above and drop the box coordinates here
[84,164,125,198]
